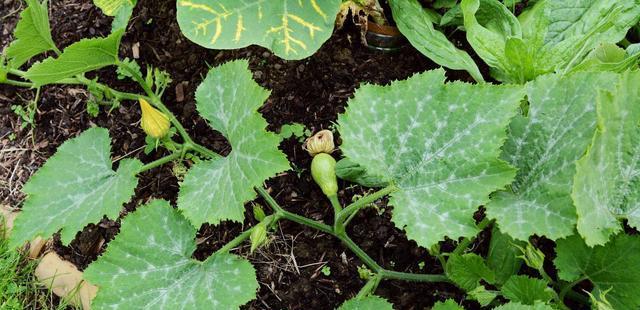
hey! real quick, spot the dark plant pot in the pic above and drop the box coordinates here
[365,22,407,52]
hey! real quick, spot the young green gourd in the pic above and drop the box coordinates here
[311,153,338,198]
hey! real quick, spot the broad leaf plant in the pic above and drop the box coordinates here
[1,0,640,309]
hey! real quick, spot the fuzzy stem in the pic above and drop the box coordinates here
[214,226,258,255]
[3,79,33,88]
[335,185,398,235]
[136,152,182,174]
[256,186,448,284]
[355,273,382,299]
[380,269,450,283]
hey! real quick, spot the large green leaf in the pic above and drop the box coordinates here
[446,253,496,291]
[461,0,640,83]
[460,0,523,82]
[573,71,640,246]
[176,0,341,60]
[24,29,124,86]
[5,0,57,68]
[9,127,141,248]
[570,43,640,74]
[487,72,618,241]
[178,60,290,228]
[389,0,484,83]
[555,234,640,310]
[338,295,394,310]
[338,69,522,249]
[501,275,554,305]
[85,200,258,309]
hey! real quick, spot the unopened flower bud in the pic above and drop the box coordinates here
[250,221,269,254]
[514,242,545,271]
[139,98,170,138]
[587,288,614,310]
[304,130,335,156]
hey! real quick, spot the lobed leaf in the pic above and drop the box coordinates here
[9,127,141,248]
[338,295,394,310]
[390,0,484,82]
[24,29,124,86]
[178,60,290,228]
[555,234,640,310]
[487,72,618,241]
[338,69,523,249]
[501,275,554,305]
[573,71,640,246]
[446,253,495,291]
[176,0,341,60]
[85,200,258,309]
[4,0,57,68]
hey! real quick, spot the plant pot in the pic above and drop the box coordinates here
[365,22,407,52]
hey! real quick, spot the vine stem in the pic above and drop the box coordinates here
[136,151,182,174]
[255,186,448,284]
[558,277,588,305]
[6,68,144,101]
[116,61,195,146]
[334,185,398,235]
[451,217,493,256]
[3,79,33,87]
[214,226,258,255]
[355,274,382,299]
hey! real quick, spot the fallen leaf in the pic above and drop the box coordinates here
[35,253,98,310]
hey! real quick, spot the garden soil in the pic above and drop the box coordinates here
[0,0,509,309]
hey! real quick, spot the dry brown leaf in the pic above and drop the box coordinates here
[27,237,47,259]
[35,253,98,310]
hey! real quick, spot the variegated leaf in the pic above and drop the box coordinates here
[10,127,141,248]
[176,0,341,60]
[338,69,523,249]
[85,200,258,309]
[177,60,290,228]
[573,71,640,246]
[487,72,618,241]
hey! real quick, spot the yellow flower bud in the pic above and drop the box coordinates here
[139,98,170,138]
[304,130,335,156]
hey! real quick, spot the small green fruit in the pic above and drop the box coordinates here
[311,153,338,197]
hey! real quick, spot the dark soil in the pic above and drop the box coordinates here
[0,0,496,309]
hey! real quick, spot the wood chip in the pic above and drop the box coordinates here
[35,253,98,310]
[132,42,140,59]
[175,81,186,102]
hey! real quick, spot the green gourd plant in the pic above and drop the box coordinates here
[389,0,640,84]
[2,0,640,309]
